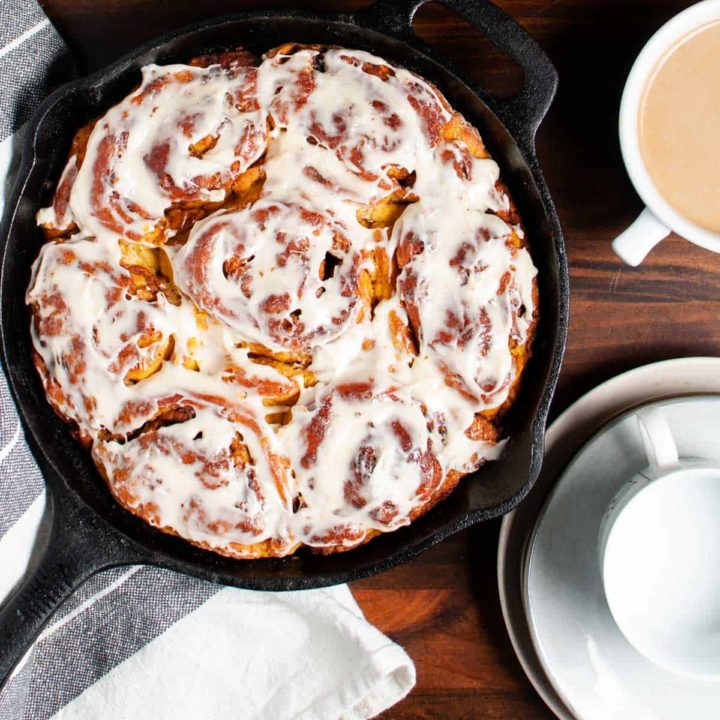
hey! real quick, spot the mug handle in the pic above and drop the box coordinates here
[636,406,679,473]
[612,208,670,266]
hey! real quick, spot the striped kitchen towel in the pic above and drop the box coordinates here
[0,2,415,718]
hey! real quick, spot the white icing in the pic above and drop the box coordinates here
[28,45,538,556]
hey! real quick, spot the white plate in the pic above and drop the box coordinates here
[497,357,720,719]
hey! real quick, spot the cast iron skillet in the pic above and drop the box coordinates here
[0,0,568,688]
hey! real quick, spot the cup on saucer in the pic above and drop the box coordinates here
[522,394,720,720]
[499,359,720,720]
[600,406,720,680]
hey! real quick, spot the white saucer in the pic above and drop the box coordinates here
[497,357,720,719]
[528,395,720,719]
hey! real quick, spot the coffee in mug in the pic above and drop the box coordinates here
[613,1,720,266]
[638,20,720,233]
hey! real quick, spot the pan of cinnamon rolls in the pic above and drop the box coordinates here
[1,1,567,589]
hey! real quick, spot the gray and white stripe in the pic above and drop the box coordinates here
[0,3,229,715]
[0,568,220,719]
[0,0,74,142]
[0,4,415,717]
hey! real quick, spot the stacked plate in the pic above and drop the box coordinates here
[498,357,720,719]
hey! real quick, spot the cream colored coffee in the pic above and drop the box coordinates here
[639,20,720,233]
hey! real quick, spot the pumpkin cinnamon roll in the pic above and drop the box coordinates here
[172,199,371,354]
[94,393,296,558]
[395,201,537,410]
[26,236,180,434]
[37,56,268,245]
[284,381,444,552]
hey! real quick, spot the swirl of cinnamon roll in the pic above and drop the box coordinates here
[26,234,304,448]
[283,381,445,551]
[94,393,296,558]
[260,47,446,184]
[172,199,370,352]
[37,57,268,244]
[256,45,503,221]
[26,237,181,435]
[395,201,537,408]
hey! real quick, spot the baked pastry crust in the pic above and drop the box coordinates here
[28,44,538,558]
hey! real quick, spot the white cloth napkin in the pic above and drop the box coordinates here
[0,2,416,717]
[49,584,414,720]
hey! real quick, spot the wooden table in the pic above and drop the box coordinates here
[40,1,720,716]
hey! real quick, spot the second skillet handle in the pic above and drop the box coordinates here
[356,0,558,155]
[0,487,130,692]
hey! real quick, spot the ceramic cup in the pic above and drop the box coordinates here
[599,405,720,679]
[613,0,720,266]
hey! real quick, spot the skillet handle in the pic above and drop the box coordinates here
[355,0,558,155]
[0,487,129,692]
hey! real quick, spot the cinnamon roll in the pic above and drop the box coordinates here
[37,56,268,245]
[94,393,296,558]
[173,199,371,353]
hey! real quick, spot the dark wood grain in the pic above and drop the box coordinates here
[37,1,720,716]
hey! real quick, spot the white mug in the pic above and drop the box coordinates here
[599,406,720,679]
[613,0,720,266]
